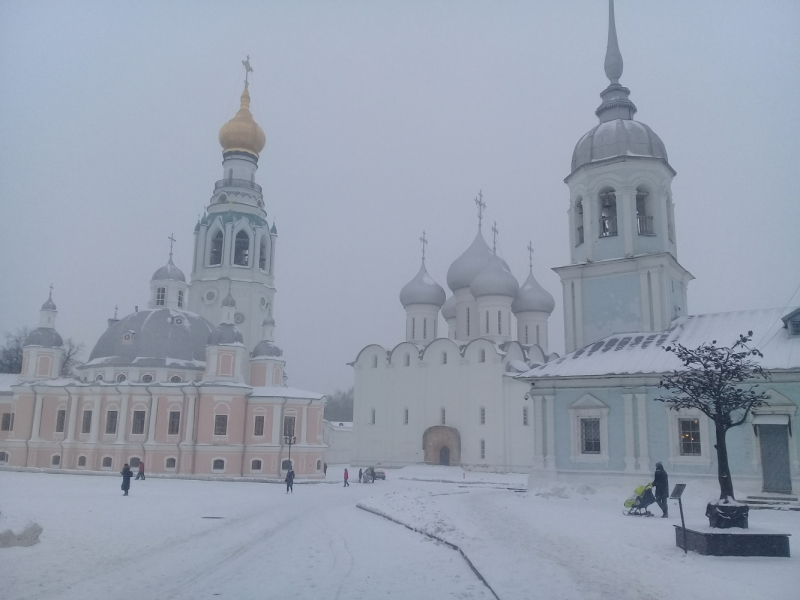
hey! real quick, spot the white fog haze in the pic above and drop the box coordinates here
[1,0,798,394]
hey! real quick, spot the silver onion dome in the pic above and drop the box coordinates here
[399,262,446,308]
[512,269,555,314]
[470,255,519,298]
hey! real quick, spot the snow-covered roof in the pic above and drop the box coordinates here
[249,386,325,401]
[520,307,800,380]
[324,420,353,430]
[0,374,19,395]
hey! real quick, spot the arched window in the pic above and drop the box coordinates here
[166,457,177,469]
[102,456,112,468]
[130,457,141,468]
[412,318,415,339]
[156,287,166,306]
[536,325,541,346]
[486,311,489,334]
[209,230,224,265]
[259,236,268,271]
[213,459,225,471]
[316,459,322,470]
[479,349,486,363]
[442,352,448,365]
[423,318,427,340]
[498,310,502,335]
[170,375,182,383]
[177,290,184,308]
[575,198,584,245]
[636,187,654,235]
[404,353,410,367]
[466,308,470,336]
[51,455,61,466]
[404,408,409,424]
[599,188,617,237]
[372,355,378,368]
[251,459,262,470]
[525,325,529,344]
[371,409,376,425]
[234,230,250,266]
[227,168,233,182]
[78,456,86,467]
[281,459,292,470]
[441,408,446,425]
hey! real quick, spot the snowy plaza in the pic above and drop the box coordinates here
[2,467,799,600]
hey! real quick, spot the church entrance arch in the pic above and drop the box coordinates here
[423,426,460,466]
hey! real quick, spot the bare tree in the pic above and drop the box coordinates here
[0,328,28,374]
[324,387,354,422]
[61,338,85,377]
[657,332,770,525]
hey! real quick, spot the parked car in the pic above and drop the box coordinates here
[363,467,386,482]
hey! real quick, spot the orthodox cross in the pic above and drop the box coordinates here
[420,230,428,261]
[114,305,118,319]
[474,190,486,229]
[168,233,176,258]
[48,283,54,297]
[527,241,534,269]
[491,221,499,253]
[242,55,253,88]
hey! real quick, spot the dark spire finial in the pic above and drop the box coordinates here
[604,0,624,84]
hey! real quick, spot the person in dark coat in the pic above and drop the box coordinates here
[323,462,327,475]
[653,462,669,517]
[121,464,133,496]
[358,468,363,483]
[285,468,295,493]
[135,461,145,480]
[344,468,349,487]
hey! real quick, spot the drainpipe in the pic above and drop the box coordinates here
[144,385,154,468]
[278,396,288,475]
[240,390,250,477]
[178,384,188,474]
[23,385,37,467]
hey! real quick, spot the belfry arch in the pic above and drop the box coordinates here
[423,426,461,466]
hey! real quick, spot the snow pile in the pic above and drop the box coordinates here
[0,512,42,548]
[532,482,597,499]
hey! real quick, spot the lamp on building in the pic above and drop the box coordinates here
[284,435,297,469]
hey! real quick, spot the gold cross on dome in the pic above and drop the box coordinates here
[474,190,486,229]
[168,233,176,258]
[491,221,499,253]
[527,241,534,269]
[420,231,428,261]
[242,55,253,88]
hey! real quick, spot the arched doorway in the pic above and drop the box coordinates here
[423,426,461,465]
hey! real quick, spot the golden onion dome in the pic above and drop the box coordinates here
[218,86,266,156]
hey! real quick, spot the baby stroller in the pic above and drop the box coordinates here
[624,483,656,516]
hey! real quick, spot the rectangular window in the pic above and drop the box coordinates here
[486,311,489,334]
[404,408,409,425]
[679,418,702,456]
[283,415,296,438]
[370,409,376,425]
[466,308,470,337]
[1,413,11,431]
[441,408,446,425]
[132,410,146,435]
[580,418,601,454]
[480,439,485,459]
[525,325,529,344]
[214,414,228,436]
[523,406,529,426]
[792,320,800,336]
[423,318,427,340]
[480,407,485,425]
[498,310,502,335]
[177,290,184,308]
[254,415,265,436]
[81,410,92,434]
[168,411,181,435]
[442,352,447,365]
[55,409,66,433]
[156,287,166,306]
[412,317,415,339]
[105,411,118,434]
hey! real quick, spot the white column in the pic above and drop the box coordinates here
[89,396,101,442]
[302,406,308,444]
[583,196,595,262]
[30,392,43,442]
[545,395,556,472]
[619,186,635,257]
[272,405,282,443]
[636,394,650,472]
[115,395,129,444]
[65,394,79,443]
[145,396,159,444]
[623,394,636,473]
[182,395,196,444]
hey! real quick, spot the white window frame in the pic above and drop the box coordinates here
[212,458,226,472]
[569,395,610,464]
[165,457,177,471]
[664,406,712,467]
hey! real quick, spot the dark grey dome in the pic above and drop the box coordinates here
[572,119,668,173]
[41,295,57,311]
[208,323,243,346]
[470,255,519,298]
[25,327,63,348]
[447,231,510,292]
[252,340,283,358]
[263,317,275,326]
[222,291,237,307]
[512,269,555,314]
[86,308,212,369]
[400,262,446,308]
[151,256,186,282]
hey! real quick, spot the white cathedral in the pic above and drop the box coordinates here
[0,72,328,479]
[352,1,799,495]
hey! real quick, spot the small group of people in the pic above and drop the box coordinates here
[120,462,145,496]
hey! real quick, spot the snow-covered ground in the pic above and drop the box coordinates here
[2,466,798,600]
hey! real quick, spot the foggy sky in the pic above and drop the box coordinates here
[1,0,798,395]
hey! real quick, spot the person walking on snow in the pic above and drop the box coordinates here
[135,461,145,480]
[120,464,133,496]
[358,468,363,483]
[285,468,295,493]
[653,462,669,517]
[344,468,349,487]
[323,462,327,475]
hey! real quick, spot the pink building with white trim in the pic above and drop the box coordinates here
[0,72,327,479]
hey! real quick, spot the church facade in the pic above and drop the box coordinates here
[0,76,327,479]
[352,1,800,495]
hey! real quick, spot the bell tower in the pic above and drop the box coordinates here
[555,0,693,353]
[189,58,277,353]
